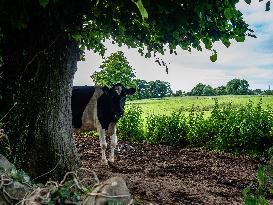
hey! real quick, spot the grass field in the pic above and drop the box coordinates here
[126,95,273,117]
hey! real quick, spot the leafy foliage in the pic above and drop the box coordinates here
[136,79,172,99]
[118,105,144,142]
[91,51,136,88]
[118,99,273,156]
[146,112,188,145]
[0,0,252,62]
[243,148,273,205]
[226,79,250,95]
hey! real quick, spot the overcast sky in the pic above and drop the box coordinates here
[74,1,273,92]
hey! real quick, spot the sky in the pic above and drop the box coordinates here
[74,1,273,92]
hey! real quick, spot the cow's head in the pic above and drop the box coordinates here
[103,84,136,122]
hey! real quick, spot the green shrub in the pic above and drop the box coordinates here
[119,99,273,156]
[187,108,213,147]
[118,105,144,142]
[146,112,188,145]
[212,100,273,155]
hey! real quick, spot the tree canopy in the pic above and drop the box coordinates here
[0,0,252,65]
[91,51,136,88]
[136,79,172,99]
[226,78,250,95]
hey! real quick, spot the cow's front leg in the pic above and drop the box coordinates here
[99,128,108,164]
[109,125,117,163]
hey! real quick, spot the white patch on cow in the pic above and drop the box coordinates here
[99,127,108,164]
[81,87,104,131]
[115,86,122,95]
[109,124,117,163]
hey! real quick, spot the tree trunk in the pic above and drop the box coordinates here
[1,32,80,181]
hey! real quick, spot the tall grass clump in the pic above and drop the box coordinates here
[118,105,144,142]
[146,112,188,145]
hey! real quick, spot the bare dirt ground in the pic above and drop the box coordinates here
[75,135,263,205]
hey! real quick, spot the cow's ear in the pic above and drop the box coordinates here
[126,87,136,95]
[102,86,110,94]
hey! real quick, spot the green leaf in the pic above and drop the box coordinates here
[210,52,217,62]
[257,166,266,187]
[224,8,234,19]
[132,0,148,19]
[269,188,273,195]
[222,38,231,48]
[244,0,251,4]
[39,0,49,8]
[235,35,245,42]
[203,38,212,50]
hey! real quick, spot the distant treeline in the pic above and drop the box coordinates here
[135,78,273,99]
[136,79,172,99]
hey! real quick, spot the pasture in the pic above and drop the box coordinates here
[126,95,273,117]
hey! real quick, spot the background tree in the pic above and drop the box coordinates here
[149,80,172,98]
[173,90,186,97]
[0,0,251,180]
[214,85,227,95]
[91,51,136,88]
[249,89,262,95]
[226,79,250,95]
[202,85,215,96]
[191,83,206,96]
[136,79,151,99]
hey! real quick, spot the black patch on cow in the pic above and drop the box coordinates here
[72,86,95,128]
[97,90,124,129]
[97,86,136,130]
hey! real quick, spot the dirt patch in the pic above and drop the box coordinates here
[75,135,262,205]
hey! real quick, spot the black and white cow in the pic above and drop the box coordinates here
[72,84,136,164]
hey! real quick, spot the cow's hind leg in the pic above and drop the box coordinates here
[99,128,108,164]
[109,125,117,163]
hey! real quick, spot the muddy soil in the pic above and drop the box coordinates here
[75,135,263,205]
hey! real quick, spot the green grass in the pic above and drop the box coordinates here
[126,95,273,117]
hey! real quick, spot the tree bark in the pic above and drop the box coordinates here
[1,33,80,181]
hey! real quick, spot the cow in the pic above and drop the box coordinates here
[72,84,136,164]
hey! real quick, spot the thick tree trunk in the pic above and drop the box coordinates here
[1,34,80,181]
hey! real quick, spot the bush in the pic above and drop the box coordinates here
[211,100,273,155]
[118,99,273,156]
[118,105,144,142]
[187,108,213,147]
[146,112,188,145]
